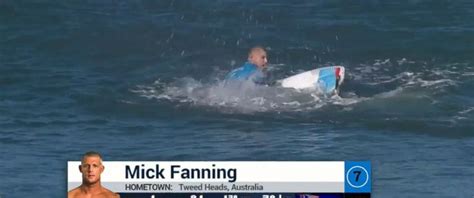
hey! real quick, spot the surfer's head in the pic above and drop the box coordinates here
[248,46,268,69]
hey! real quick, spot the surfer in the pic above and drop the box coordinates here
[225,46,268,84]
[68,151,120,198]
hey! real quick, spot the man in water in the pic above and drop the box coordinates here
[68,151,120,198]
[226,46,268,84]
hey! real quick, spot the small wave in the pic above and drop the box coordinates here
[459,107,474,115]
[417,79,456,88]
[365,71,414,85]
[462,72,474,76]
[351,58,464,93]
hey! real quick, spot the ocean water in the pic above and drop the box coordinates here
[1,0,474,197]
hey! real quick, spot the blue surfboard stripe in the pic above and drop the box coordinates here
[316,67,337,94]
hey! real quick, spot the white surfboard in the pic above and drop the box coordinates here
[280,66,345,94]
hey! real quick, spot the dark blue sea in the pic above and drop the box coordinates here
[1,0,474,197]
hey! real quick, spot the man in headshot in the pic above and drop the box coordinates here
[68,151,120,198]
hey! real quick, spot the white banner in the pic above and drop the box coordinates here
[68,161,345,193]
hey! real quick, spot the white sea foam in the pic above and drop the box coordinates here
[133,77,365,113]
[133,59,467,114]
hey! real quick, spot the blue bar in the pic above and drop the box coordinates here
[344,161,371,193]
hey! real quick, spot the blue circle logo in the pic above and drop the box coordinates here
[346,166,369,188]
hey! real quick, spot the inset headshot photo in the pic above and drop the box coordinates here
[68,151,119,198]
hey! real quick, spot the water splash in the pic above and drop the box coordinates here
[133,59,467,117]
[132,77,364,114]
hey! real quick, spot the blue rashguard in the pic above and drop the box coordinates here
[226,62,265,84]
